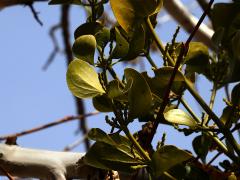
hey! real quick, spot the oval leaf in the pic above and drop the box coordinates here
[112,27,129,59]
[66,59,105,98]
[164,109,197,127]
[72,35,96,65]
[92,95,113,112]
[231,83,240,106]
[74,22,103,39]
[84,142,145,172]
[110,0,163,33]
[125,68,152,120]
[88,128,116,145]
[151,145,192,178]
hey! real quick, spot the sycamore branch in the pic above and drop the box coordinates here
[0,0,47,8]
[0,144,95,180]
[163,0,214,48]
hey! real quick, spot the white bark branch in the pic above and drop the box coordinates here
[0,144,97,180]
[163,0,214,48]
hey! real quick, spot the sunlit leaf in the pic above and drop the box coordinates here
[164,109,197,127]
[125,68,152,120]
[72,35,96,65]
[110,0,163,33]
[66,59,105,98]
[151,145,192,178]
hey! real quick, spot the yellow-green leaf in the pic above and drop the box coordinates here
[72,35,96,65]
[110,0,163,33]
[164,109,197,127]
[125,68,152,120]
[66,59,105,98]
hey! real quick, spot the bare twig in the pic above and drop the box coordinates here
[63,134,88,151]
[0,112,99,141]
[60,5,89,150]
[42,24,61,70]
[27,3,43,26]
[0,0,47,9]
[0,166,15,180]
[145,0,215,149]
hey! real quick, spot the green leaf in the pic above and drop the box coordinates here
[212,3,239,31]
[92,95,113,112]
[84,142,145,172]
[192,135,211,163]
[148,67,186,98]
[88,128,116,145]
[124,68,152,120]
[112,27,129,59]
[85,131,145,173]
[110,0,163,33]
[232,31,240,60]
[49,0,81,5]
[74,22,103,39]
[107,80,128,101]
[221,106,233,126]
[121,25,146,61]
[66,59,105,98]
[95,27,110,49]
[164,109,197,127]
[151,145,192,178]
[231,83,240,106]
[72,35,96,65]
[184,42,210,75]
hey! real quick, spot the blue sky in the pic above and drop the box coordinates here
[0,1,231,165]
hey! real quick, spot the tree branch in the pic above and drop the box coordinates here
[163,0,214,48]
[0,112,99,141]
[0,144,95,179]
[0,0,47,9]
[61,5,90,150]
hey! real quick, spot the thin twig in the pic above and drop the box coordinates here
[0,112,99,141]
[145,0,214,146]
[27,3,43,26]
[63,134,88,151]
[0,0,47,8]
[42,24,61,70]
[205,83,217,125]
[60,5,89,150]
[206,152,222,167]
[0,166,15,180]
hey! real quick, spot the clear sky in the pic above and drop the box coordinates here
[0,0,230,165]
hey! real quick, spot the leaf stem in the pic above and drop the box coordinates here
[146,1,240,162]
[145,53,157,69]
[205,82,217,125]
[123,126,151,161]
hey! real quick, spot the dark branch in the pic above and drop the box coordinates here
[0,112,99,141]
[60,5,90,150]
